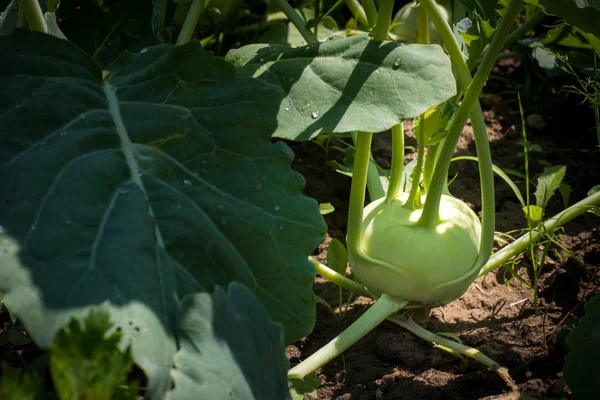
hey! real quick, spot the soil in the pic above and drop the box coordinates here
[287,61,600,399]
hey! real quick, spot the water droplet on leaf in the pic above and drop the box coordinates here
[140,48,148,53]
[274,205,280,211]
[311,111,320,119]
[183,180,192,186]
[393,59,402,69]
[285,107,290,111]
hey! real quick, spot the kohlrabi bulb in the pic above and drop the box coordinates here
[348,193,481,304]
[390,1,449,44]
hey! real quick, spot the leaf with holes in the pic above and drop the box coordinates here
[0,29,325,398]
[226,34,456,141]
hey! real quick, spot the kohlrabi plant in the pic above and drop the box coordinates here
[2,0,600,399]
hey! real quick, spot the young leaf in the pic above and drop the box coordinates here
[319,202,335,215]
[289,373,321,400]
[169,284,289,400]
[50,309,136,400]
[0,29,325,397]
[327,238,348,276]
[564,291,600,400]
[226,34,456,141]
[534,165,567,209]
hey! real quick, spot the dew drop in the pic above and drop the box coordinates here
[279,225,284,231]
[311,111,320,119]
[392,59,402,69]
[66,220,72,225]
[60,131,68,137]
[140,47,148,54]
[138,154,154,162]
[31,225,36,231]
[285,107,290,111]
[0,225,4,234]
[302,103,311,111]
[183,179,192,186]
[119,188,130,194]
[177,204,182,209]
[274,205,280,212]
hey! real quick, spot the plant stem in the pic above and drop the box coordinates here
[419,0,522,268]
[21,0,47,33]
[288,294,408,379]
[347,132,373,255]
[351,132,385,201]
[386,123,405,203]
[417,4,430,44]
[361,0,378,28]
[387,317,517,390]
[345,0,369,27]
[405,140,424,208]
[309,257,374,298]
[371,0,394,41]
[503,9,546,49]
[478,190,600,277]
[274,0,319,45]
[423,143,439,193]
[176,0,206,45]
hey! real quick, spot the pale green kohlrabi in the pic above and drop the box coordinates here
[390,1,450,44]
[348,192,481,305]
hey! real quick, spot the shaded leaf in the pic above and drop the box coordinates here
[0,29,325,397]
[50,309,136,400]
[289,373,321,400]
[327,238,348,276]
[564,291,600,400]
[0,368,43,400]
[227,34,456,141]
[534,165,567,209]
[53,0,158,67]
[169,284,289,400]
[526,0,600,37]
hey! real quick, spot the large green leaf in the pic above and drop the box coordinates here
[564,291,600,400]
[0,29,325,397]
[169,284,289,400]
[53,0,158,67]
[226,34,456,141]
[526,0,600,37]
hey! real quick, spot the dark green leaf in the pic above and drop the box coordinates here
[227,34,456,141]
[50,309,136,400]
[0,29,325,397]
[289,373,321,400]
[534,165,567,209]
[526,0,600,37]
[53,0,158,67]
[169,284,289,400]
[327,238,348,276]
[0,367,43,400]
[564,291,600,400]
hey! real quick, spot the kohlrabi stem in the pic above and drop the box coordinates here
[21,0,47,33]
[274,0,319,45]
[419,0,522,267]
[423,143,439,193]
[405,140,424,208]
[176,0,206,45]
[371,0,394,41]
[417,4,430,44]
[361,0,378,28]
[387,317,517,390]
[345,0,369,27]
[347,132,373,254]
[503,9,546,49]
[478,190,600,277]
[386,123,405,203]
[351,132,385,201]
[309,257,374,298]
[288,294,408,379]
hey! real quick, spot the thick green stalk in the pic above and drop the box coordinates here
[503,9,546,49]
[423,143,439,193]
[386,123,405,202]
[21,0,47,33]
[176,0,206,45]
[361,0,378,28]
[309,257,374,298]
[347,132,373,254]
[372,0,394,41]
[345,0,369,27]
[417,4,430,44]
[288,294,408,379]
[478,190,600,277]
[351,132,385,201]
[274,0,319,45]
